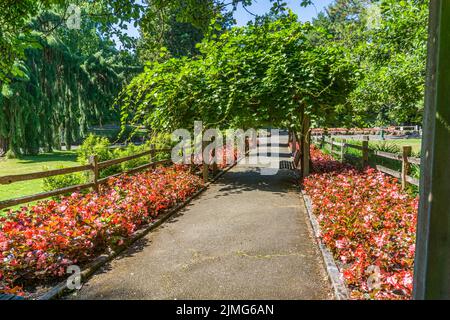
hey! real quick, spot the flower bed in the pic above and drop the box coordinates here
[303,146,418,300]
[0,165,203,297]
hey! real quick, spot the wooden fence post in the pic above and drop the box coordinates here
[362,136,369,168]
[89,155,99,193]
[341,139,347,163]
[292,131,297,154]
[320,134,325,149]
[202,140,209,183]
[301,115,311,178]
[149,144,155,168]
[402,146,412,191]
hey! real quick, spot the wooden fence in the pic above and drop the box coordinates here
[0,138,252,211]
[0,148,172,211]
[312,135,420,190]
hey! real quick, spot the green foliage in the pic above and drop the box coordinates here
[0,9,140,155]
[0,1,312,84]
[42,132,173,190]
[42,168,87,192]
[77,134,112,164]
[146,132,174,150]
[372,141,401,154]
[109,133,173,171]
[120,12,355,132]
[0,0,144,83]
[0,0,317,154]
[1,0,428,146]
[313,0,428,126]
[5,150,17,159]
[76,133,173,178]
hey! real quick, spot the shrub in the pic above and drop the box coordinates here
[76,133,175,178]
[77,134,113,164]
[112,144,149,172]
[42,167,87,192]
[373,142,401,154]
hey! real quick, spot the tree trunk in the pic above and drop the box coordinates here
[0,136,7,156]
[302,114,311,178]
[298,105,311,179]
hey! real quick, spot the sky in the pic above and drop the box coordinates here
[233,0,334,26]
[117,0,334,48]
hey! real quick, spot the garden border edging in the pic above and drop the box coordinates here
[37,154,247,300]
[300,190,350,300]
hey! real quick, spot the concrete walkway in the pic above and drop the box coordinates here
[69,132,332,300]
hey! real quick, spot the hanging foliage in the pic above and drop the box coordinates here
[119,12,355,133]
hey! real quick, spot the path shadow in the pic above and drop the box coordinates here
[212,168,298,199]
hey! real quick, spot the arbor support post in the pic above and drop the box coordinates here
[401,146,412,191]
[301,115,311,178]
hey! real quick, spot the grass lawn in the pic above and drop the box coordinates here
[370,139,422,154]
[333,138,422,154]
[0,151,79,203]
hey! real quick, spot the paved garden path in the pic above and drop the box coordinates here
[70,132,332,300]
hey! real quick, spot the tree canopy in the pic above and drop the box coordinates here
[0,0,316,155]
[120,0,428,134]
[119,12,354,133]
[0,0,429,155]
[314,0,428,126]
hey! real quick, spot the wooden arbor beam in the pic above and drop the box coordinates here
[413,0,450,300]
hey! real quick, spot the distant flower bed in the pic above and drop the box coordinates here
[303,146,418,300]
[311,128,412,136]
[0,165,203,297]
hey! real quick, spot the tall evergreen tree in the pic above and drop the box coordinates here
[0,10,140,155]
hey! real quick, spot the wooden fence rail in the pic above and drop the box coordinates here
[0,164,94,185]
[0,148,172,211]
[374,150,402,161]
[312,135,421,190]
